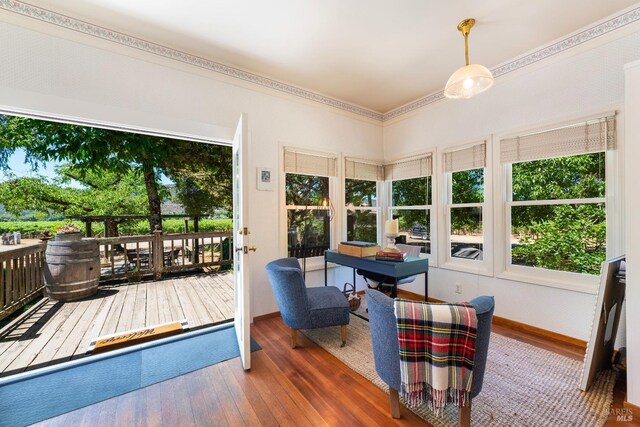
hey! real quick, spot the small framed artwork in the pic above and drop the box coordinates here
[256,167,274,191]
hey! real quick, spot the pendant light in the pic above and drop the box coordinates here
[444,18,494,99]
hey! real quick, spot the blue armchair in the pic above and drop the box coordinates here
[366,289,494,426]
[266,258,350,348]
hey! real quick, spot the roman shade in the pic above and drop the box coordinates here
[384,154,432,181]
[345,158,384,181]
[284,147,337,177]
[500,116,616,164]
[443,142,486,173]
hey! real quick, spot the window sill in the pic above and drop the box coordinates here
[496,268,599,294]
[439,260,493,277]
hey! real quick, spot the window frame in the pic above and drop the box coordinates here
[441,140,493,275]
[495,112,622,294]
[385,152,436,265]
[280,146,339,272]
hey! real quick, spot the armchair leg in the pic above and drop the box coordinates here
[290,328,297,349]
[341,324,347,347]
[389,388,401,419]
[458,398,471,427]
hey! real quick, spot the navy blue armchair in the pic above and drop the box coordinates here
[366,289,494,426]
[266,258,350,348]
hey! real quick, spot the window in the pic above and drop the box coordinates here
[283,148,336,259]
[443,142,487,266]
[387,155,433,255]
[344,158,383,243]
[502,116,614,276]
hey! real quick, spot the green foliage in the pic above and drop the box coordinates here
[285,174,329,206]
[345,179,376,207]
[0,114,232,233]
[452,169,484,204]
[511,204,606,275]
[346,210,377,242]
[392,177,431,206]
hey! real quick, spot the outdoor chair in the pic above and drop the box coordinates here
[366,289,494,426]
[265,257,350,348]
[358,243,422,294]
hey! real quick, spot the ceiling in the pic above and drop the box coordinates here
[27,0,640,112]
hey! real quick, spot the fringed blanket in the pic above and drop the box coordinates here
[394,299,477,415]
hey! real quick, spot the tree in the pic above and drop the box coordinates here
[0,115,232,232]
[510,153,606,274]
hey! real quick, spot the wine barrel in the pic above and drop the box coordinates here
[44,235,100,302]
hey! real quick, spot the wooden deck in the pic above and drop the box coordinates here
[0,271,234,377]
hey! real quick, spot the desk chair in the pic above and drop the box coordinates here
[366,289,494,425]
[358,243,421,294]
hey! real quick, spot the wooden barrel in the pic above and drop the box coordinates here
[44,236,100,302]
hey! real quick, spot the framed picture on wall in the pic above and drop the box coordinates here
[256,167,274,191]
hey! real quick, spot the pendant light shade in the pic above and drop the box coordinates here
[444,19,494,99]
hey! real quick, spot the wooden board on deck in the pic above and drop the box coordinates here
[88,319,188,354]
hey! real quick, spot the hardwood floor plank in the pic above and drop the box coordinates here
[206,363,247,427]
[172,277,208,327]
[184,364,230,427]
[217,360,272,427]
[194,275,232,321]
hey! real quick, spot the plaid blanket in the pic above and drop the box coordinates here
[394,299,477,415]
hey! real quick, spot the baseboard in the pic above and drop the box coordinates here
[623,397,640,412]
[254,311,281,322]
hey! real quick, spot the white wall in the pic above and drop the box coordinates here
[624,60,640,407]
[0,20,383,318]
[383,28,640,341]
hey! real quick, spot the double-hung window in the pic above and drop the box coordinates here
[443,141,489,271]
[344,158,383,244]
[386,154,433,256]
[501,116,615,282]
[283,148,337,260]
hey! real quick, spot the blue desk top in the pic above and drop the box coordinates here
[325,249,428,278]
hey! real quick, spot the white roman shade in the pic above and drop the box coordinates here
[345,158,384,181]
[444,142,486,173]
[284,148,337,177]
[500,116,616,164]
[384,154,432,181]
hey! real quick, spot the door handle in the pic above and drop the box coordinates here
[248,246,257,252]
[235,246,257,254]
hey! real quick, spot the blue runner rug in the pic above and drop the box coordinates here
[0,323,260,427]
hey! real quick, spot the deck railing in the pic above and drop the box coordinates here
[97,230,233,281]
[0,244,46,321]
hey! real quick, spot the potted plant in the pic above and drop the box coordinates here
[55,223,82,241]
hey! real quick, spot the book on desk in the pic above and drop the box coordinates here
[337,241,380,257]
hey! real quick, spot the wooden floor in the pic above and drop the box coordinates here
[0,271,234,377]
[27,291,638,427]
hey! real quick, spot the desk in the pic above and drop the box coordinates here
[324,250,429,300]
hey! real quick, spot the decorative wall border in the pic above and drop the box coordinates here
[383,6,640,121]
[1,1,639,123]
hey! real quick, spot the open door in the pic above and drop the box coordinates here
[232,113,252,370]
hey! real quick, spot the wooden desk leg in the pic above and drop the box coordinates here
[424,271,428,301]
[324,258,327,286]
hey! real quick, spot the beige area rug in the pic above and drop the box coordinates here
[302,315,615,427]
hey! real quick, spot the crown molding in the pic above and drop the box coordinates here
[383,5,640,121]
[1,1,640,124]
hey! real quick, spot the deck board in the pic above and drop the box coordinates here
[0,272,234,377]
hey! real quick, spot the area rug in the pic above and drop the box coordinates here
[303,315,615,427]
[0,323,261,426]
